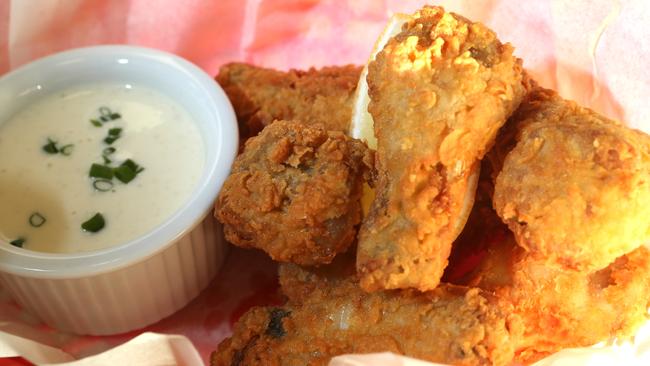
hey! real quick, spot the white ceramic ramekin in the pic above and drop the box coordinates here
[0,46,238,335]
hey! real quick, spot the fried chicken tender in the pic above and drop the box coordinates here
[215,121,372,266]
[357,6,527,292]
[493,87,650,271]
[213,275,519,366]
[216,63,361,137]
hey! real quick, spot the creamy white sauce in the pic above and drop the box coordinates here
[0,83,205,253]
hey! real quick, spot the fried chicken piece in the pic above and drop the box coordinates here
[357,6,527,291]
[212,280,519,366]
[446,186,650,364]
[215,121,372,266]
[493,87,650,271]
[456,235,650,364]
[216,63,361,137]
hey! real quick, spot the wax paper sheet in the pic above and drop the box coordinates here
[1,0,649,365]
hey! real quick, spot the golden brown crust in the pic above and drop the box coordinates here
[215,121,373,266]
[217,197,650,366]
[213,8,650,365]
[278,249,358,304]
[459,234,650,364]
[212,279,518,366]
[358,5,526,291]
[493,87,650,271]
[216,63,361,137]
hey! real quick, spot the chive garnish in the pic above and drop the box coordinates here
[81,213,105,233]
[104,136,120,144]
[86,106,142,191]
[108,128,122,136]
[122,159,144,173]
[29,212,46,227]
[103,127,122,145]
[10,238,25,248]
[42,138,73,155]
[99,107,121,121]
[102,147,116,163]
[60,144,74,156]
[114,159,144,184]
[99,106,112,116]
[93,179,114,192]
[89,163,114,179]
[91,107,121,127]
[114,165,136,183]
[42,138,59,154]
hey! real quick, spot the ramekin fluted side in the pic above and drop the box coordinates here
[0,216,226,335]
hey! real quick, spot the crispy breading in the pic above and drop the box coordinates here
[217,251,518,366]
[278,248,358,304]
[448,181,650,364]
[457,235,650,364]
[216,196,650,366]
[212,280,518,366]
[216,63,361,137]
[215,121,373,266]
[493,87,650,271]
[357,6,526,291]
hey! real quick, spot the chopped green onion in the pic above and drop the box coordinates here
[103,127,123,144]
[89,163,114,179]
[114,159,144,184]
[93,179,114,192]
[114,165,136,183]
[60,144,74,156]
[102,147,116,164]
[108,128,122,136]
[42,139,74,155]
[81,213,105,233]
[10,238,25,248]
[99,106,112,117]
[104,136,120,144]
[29,212,46,227]
[93,107,121,126]
[42,138,59,154]
[123,159,143,173]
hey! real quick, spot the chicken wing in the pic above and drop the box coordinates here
[493,87,650,271]
[215,121,372,266]
[357,6,527,291]
[216,63,361,137]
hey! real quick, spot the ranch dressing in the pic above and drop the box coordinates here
[0,83,205,253]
